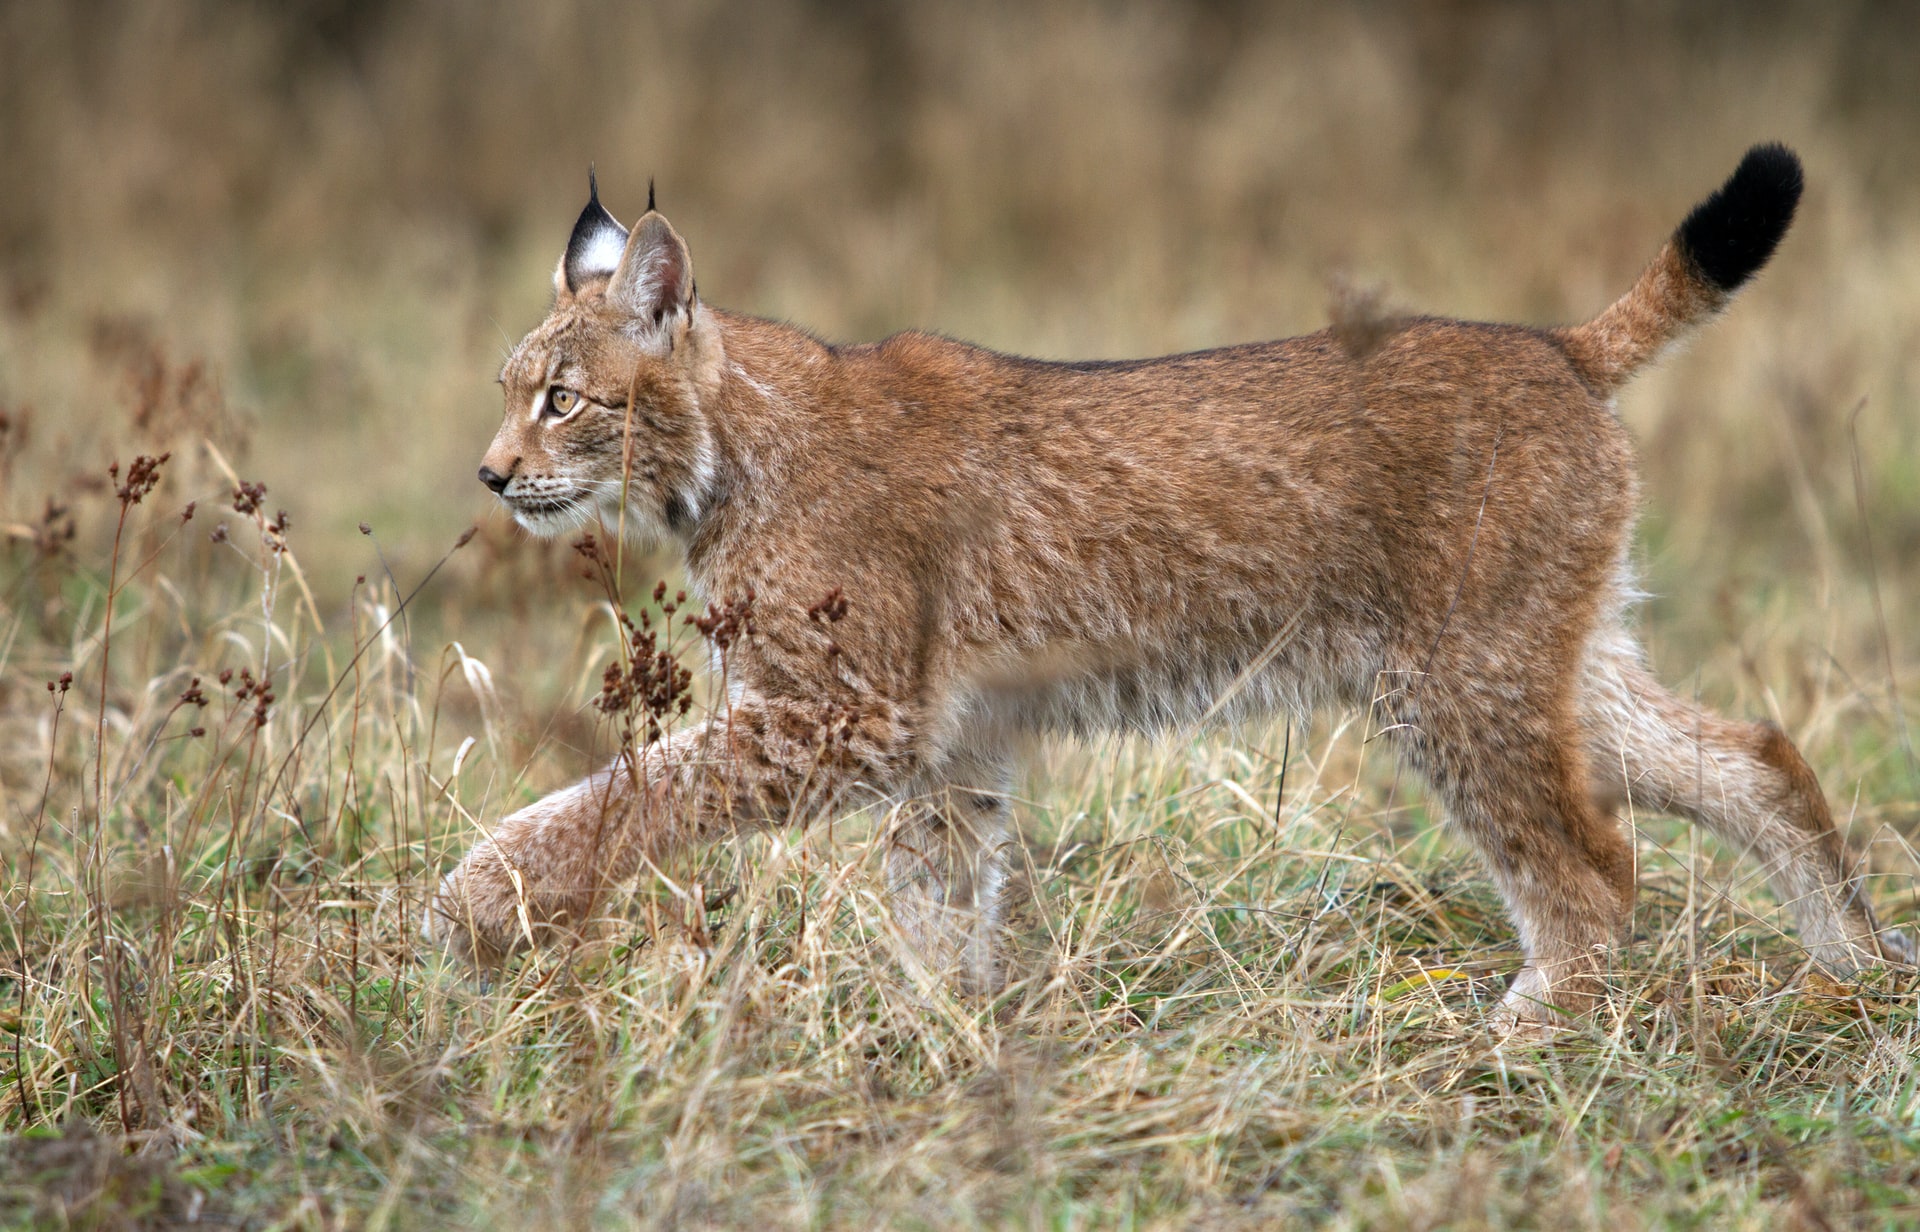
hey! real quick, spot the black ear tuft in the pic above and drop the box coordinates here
[647,177,656,213]
[563,167,631,292]
[1676,143,1804,293]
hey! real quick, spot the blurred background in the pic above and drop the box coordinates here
[4,0,1919,775]
[8,6,1920,1215]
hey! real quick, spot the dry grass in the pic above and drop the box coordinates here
[3,2,1920,1227]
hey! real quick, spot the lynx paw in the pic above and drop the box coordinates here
[1488,956,1612,1041]
[423,842,536,968]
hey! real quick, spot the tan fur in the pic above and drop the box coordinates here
[427,175,1911,1028]
[1555,243,1725,393]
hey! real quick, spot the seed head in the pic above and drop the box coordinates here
[232,480,267,516]
[113,452,171,508]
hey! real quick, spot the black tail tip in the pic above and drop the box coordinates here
[1676,142,1804,293]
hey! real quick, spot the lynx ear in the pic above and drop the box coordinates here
[606,208,695,338]
[557,168,631,295]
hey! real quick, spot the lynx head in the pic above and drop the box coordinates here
[481,173,719,541]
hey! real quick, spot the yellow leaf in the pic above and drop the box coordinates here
[1377,968,1474,1004]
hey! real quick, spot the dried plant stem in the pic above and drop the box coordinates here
[11,677,71,1125]
[1847,399,1915,775]
[90,488,135,1132]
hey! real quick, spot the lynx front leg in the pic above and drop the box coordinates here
[884,754,1016,993]
[425,756,663,965]
[428,694,913,965]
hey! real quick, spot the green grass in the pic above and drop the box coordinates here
[6,3,1920,1226]
[1,467,1916,1228]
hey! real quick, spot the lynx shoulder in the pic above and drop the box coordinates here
[429,147,1910,1030]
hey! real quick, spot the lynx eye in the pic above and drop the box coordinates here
[544,386,581,418]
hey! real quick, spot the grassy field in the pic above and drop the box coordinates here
[3,2,1920,1227]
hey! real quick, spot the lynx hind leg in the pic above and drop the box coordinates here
[884,758,1016,993]
[1580,635,1912,971]
[1389,661,1638,1029]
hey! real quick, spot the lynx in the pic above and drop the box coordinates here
[427,146,1911,1028]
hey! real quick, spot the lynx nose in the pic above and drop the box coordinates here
[477,465,511,494]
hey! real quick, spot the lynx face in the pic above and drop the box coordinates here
[479,177,718,542]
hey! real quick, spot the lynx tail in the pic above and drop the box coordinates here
[1558,143,1803,394]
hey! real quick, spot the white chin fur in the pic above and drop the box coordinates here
[510,506,579,539]
[503,492,592,538]
[508,493,671,544]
